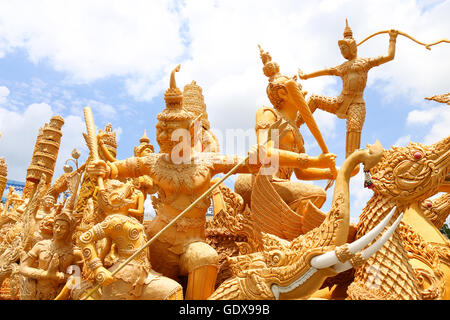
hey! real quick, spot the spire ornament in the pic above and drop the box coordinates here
[157,65,195,123]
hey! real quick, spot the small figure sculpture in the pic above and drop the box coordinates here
[79,179,183,300]
[133,131,157,204]
[32,195,57,246]
[19,211,83,300]
[298,20,398,165]
[73,123,118,226]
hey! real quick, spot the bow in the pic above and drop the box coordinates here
[357,30,449,50]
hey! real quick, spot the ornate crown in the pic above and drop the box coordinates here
[258,44,281,81]
[183,80,211,129]
[54,211,74,228]
[258,45,294,108]
[158,65,195,123]
[98,123,117,149]
[338,19,356,48]
[134,130,155,156]
[343,18,353,39]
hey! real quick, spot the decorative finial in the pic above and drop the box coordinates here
[164,64,183,108]
[158,64,193,123]
[170,64,181,89]
[343,18,354,39]
[140,130,150,144]
[134,129,154,156]
[258,44,272,65]
[258,45,280,80]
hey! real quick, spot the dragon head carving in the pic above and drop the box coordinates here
[370,136,450,204]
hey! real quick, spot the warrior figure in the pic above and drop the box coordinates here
[299,20,398,166]
[87,65,272,299]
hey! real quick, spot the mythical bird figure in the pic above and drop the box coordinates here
[209,141,402,300]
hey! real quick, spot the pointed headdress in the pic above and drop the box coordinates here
[157,65,194,123]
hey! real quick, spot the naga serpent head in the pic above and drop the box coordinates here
[370,136,450,203]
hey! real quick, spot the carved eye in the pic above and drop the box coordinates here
[268,250,284,266]
[413,151,423,160]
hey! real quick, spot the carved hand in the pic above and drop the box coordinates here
[94,266,116,286]
[315,153,337,169]
[298,68,308,80]
[248,144,269,168]
[389,29,399,40]
[87,160,110,179]
[45,254,66,282]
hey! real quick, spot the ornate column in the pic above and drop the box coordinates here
[23,116,65,197]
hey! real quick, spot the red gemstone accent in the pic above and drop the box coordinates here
[413,152,422,159]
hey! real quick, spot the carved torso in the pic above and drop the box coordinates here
[256,107,305,180]
[100,214,148,260]
[26,240,80,299]
[336,58,373,97]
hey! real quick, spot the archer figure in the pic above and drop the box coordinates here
[298,20,398,173]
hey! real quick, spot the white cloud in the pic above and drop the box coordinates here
[348,170,374,223]
[0,1,186,86]
[0,86,9,105]
[406,105,450,144]
[0,0,448,122]
[144,198,155,220]
[87,100,117,120]
[0,102,86,182]
[393,134,412,147]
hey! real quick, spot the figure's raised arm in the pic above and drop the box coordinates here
[87,154,157,182]
[79,216,117,287]
[368,29,398,67]
[298,67,338,80]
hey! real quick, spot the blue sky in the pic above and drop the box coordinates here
[0,0,449,221]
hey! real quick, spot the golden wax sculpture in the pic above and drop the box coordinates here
[0,20,449,301]
[86,65,261,300]
[340,136,450,300]
[182,80,220,153]
[299,20,398,167]
[19,172,83,300]
[425,93,450,105]
[78,179,183,300]
[0,157,7,200]
[133,130,157,206]
[73,123,118,228]
[235,45,337,240]
[26,116,65,185]
[210,142,401,300]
